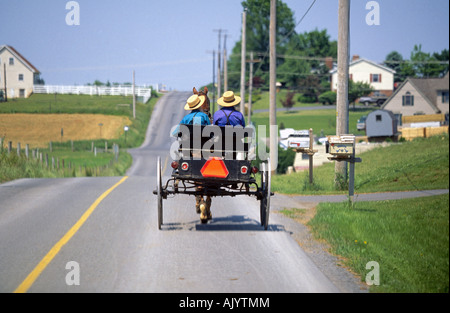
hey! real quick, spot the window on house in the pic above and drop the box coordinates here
[402,92,414,106]
[442,91,449,103]
[371,73,382,83]
[394,114,403,126]
[376,114,382,122]
[19,89,25,98]
[19,74,24,81]
[9,58,14,65]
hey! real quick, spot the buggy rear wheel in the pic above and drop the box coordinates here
[157,156,163,230]
[259,159,271,230]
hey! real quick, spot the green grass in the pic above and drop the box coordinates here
[0,93,158,182]
[248,89,372,112]
[251,108,372,137]
[0,94,135,115]
[271,134,449,195]
[307,194,449,293]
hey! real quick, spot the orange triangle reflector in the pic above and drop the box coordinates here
[201,157,229,178]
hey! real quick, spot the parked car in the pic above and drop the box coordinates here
[287,130,310,149]
[357,115,367,131]
[359,92,388,106]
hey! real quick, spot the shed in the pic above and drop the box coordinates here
[366,109,398,138]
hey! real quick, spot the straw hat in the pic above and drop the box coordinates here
[184,94,206,111]
[217,91,241,107]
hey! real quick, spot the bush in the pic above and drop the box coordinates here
[318,91,337,105]
[277,146,296,174]
[297,94,316,103]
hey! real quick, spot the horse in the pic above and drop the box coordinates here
[193,86,212,124]
[192,86,213,223]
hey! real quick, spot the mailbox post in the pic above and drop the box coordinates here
[326,134,362,202]
[292,128,318,184]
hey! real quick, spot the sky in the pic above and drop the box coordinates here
[1,0,449,91]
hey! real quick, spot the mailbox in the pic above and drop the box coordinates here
[326,135,355,157]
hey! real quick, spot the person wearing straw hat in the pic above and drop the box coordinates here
[179,94,212,126]
[174,93,212,223]
[214,91,246,127]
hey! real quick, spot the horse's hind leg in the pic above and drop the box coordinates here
[195,195,203,214]
[205,196,212,220]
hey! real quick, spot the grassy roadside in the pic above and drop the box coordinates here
[0,93,159,183]
[279,134,449,292]
[272,134,449,195]
[306,194,449,293]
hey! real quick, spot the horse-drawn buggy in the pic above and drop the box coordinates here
[154,123,272,230]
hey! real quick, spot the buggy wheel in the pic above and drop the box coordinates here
[260,159,271,230]
[157,156,163,230]
[260,163,267,226]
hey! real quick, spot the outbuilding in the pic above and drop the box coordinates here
[366,109,398,139]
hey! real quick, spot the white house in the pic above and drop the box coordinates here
[330,55,396,97]
[0,45,41,99]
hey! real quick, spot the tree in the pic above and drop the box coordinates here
[227,0,296,89]
[279,29,337,89]
[297,75,321,103]
[384,51,404,83]
[348,80,373,105]
[409,45,449,78]
[280,91,296,110]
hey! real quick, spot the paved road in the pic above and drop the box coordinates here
[0,92,343,293]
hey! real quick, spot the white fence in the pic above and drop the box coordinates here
[33,85,152,103]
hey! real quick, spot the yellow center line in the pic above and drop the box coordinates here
[162,155,169,176]
[13,176,129,293]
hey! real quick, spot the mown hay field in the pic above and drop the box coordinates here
[0,114,132,148]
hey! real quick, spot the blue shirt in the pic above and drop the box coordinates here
[213,107,246,127]
[172,110,211,136]
[180,110,211,126]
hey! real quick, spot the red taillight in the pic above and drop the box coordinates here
[241,166,248,174]
[171,161,179,169]
[181,162,189,171]
[200,157,229,178]
[252,166,259,174]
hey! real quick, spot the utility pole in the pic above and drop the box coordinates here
[132,70,136,119]
[269,0,277,174]
[214,29,226,100]
[223,34,229,92]
[206,50,217,113]
[240,9,247,114]
[3,63,7,102]
[247,52,261,124]
[336,0,351,185]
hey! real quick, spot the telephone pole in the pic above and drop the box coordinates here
[335,0,351,185]
[240,9,247,114]
[269,0,277,174]
[223,34,229,92]
[206,50,217,114]
[132,70,136,119]
[247,52,261,124]
[3,64,7,102]
[214,29,226,99]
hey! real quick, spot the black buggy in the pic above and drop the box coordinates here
[153,124,272,230]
